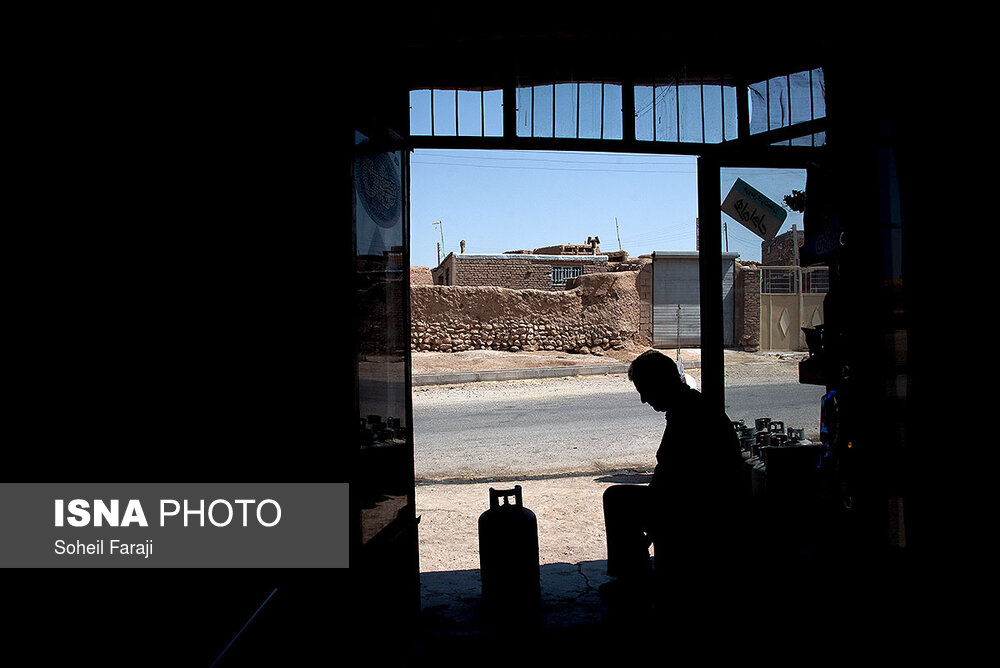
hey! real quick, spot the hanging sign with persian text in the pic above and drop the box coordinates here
[720,178,787,241]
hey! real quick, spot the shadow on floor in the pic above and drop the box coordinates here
[593,472,653,485]
[409,546,944,666]
[419,559,611,634]
[413,559,670,666]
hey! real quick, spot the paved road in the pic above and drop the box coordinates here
[413,369,824,481]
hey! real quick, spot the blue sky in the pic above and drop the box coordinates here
[409,149,807,269]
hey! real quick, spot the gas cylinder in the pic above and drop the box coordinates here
[767,421,787,447]
[478,485,540,613]
[753,418,771,456]
[755,430,771,454]
[787,428,812,446]
[733,421,755,453]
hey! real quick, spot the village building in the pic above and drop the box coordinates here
[430,238,632,291]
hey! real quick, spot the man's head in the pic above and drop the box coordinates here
[627,349,684,412]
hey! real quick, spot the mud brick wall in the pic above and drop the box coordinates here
[410,266,434,285]
[411,271,644,355]
[630,259,653,346]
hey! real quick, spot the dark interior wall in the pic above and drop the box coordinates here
[12,28,362,663]
[397,25,829,89]
[819,43,939,558]
[10,20,943,660]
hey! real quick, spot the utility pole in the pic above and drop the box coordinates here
[792,224,800,267]
[432,220,444,265]
[615,217,622,251]
[676,303,682,363]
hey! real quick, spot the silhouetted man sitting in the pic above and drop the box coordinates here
[601,349,747,612]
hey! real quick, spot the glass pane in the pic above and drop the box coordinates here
[409,89,431,136]
[513,81,624,141]
[578,83,603,139]
[554,83,578,138]
[793,132,816,147]
[634,85,654,141]
[533,84,554,137]
[432,89,457,136]
[516,86,532,137]
[353,142,412,544]
[654,85,678,142]
[484,89,503,137]
[702,83,724,144]
[458,90,483,136]
[768,76,790,131]
[749,69,826,137]
[811,68,826,119]
[679,84,703,143]
[789,71,814,126]
[748,81,767,134]
[603,84,623,140]
[723,86,739,141]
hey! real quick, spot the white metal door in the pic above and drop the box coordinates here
[652,253,700,347]
[652,252,736,347]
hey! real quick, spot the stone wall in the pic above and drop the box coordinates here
[411,271,644,355]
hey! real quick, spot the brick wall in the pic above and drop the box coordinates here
[737,262,761,351]
[431,253,609,291]
[762,229,803,266]
[456,255,552,290]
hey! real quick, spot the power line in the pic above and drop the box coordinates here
[619,228,693,242]
[634,85,677,117]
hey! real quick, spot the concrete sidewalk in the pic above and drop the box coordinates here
[412,347,721,386]
[413,362,632,386]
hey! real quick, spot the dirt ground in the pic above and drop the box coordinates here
[411,344,806,574]
[415,474,630,573]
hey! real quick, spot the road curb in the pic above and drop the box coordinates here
[413,364,627,386]
[412,359,702,386]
